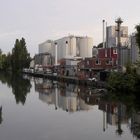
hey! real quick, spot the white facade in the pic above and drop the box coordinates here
[106,26,128,48]
[55,36,77,60]
[38,35,93,64]
[55,36,93,60]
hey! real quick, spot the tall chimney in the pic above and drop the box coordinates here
[66,41,68,57]
[103,20,105,48]
[55,42,58,65]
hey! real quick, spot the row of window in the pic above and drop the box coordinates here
[86,59,114,65]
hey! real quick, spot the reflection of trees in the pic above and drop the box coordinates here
[0,72,31,105]
[116,104,123,136]
[11,74,31,104]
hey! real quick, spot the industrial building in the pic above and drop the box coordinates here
[38,40,54,55]
[38,35,93,65]
[130,33,140,63]
[106,26,128,48]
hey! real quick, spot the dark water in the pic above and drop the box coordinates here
[0,72,140,140]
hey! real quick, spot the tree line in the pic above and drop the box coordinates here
[0,38,31,73]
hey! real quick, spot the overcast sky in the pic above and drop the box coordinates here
[0,0,140,56]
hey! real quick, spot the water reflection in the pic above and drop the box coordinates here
[101,94,140,139]
[99,101,127,135]
[0,72,31,104]
[35,78,92,112]
[0,106,2,125]
[0,73,140,140]
[34,77,140,139]
[131,112,140,138]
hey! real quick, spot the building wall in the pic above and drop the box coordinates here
[106,26,128,48]
[34,53,52,66]
[78,37,93,58]
[120,47,131,66]
[55,36,77,60]
[98,47,130,67]
[130,34,140,63]
[59,58,82,76]
[38,40,54,54]
[98,48,117,59]
[38,36,93,64]
[77,58,116,79]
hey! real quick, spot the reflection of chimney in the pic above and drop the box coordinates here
[103,103,107,132]
[55,87,58,110]
[66,97,69,112]
[55,42,58,65]
[103,111,106,131]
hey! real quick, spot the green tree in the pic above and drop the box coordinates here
[97,42,106,48]
[107,72,136,94]
[0,49,2,55]
[11,38,31,72]
[97,42,103,48]
[135,24,140,51]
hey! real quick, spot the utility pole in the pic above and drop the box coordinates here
[115,17,123,72]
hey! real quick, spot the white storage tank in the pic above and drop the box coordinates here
[38,40,54,54]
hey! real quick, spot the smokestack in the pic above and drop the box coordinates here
[66,41,68,57]
[103,20,105,48]
[55,42,58,65]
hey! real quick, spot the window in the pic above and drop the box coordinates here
[113,49,117,54]
[105,50,107,57]
[95,59,101,65]
[106,59,112,65]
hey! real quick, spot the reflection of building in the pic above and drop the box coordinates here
[35,81,92,113]
[79,87,101,105]
[34,78,53,93]
[99,101,128,132]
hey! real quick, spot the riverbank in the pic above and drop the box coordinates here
[23,71,107,88]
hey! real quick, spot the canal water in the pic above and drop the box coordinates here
[0,72,139,140]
